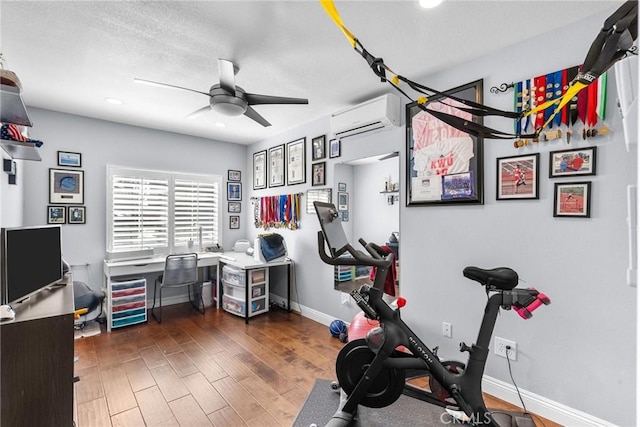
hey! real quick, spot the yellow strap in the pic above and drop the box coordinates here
[524,81,587,132]
[320,0,357,48]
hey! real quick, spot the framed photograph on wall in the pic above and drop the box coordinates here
[227,182,242,201]
[286,137,306,185]
[253,150,267,190]
[228,170,241,182]
[68,206,86,224]
[338,191,349,211]
[312,162,326,186]
[329,138,341,159]
[312,135,326,160]
[57,151,81,168]
[49,168,84,204]
[549,147,597,178]
[229,215,240,229]
[553,181,592,218]
[496,153,540,200]
[228,202,241,213]
[269,144,286,187]
[47,206,66,224]
[338,182,347,192]
[406,79,484,206]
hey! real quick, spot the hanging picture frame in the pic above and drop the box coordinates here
[406,79,484,206]
[312,162,326,186]
[496,153,540,200]
[286,137,306,185]
[553,181,592,218]
[227,182,242,201]
[49,168,84,204]
[253,150,267,190]
[312,135,326,160]
[269,144,286,187]
[329,138,341,159]
[229,215,240,229]
[47,206,66,224]
[68,206,86,224]
[549,147,597,178]
[57,151,82,168]
[228,170,241,182]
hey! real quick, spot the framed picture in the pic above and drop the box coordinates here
[312,135,326,160]
[338,182,347,192]
[228,202,241,213]
[553,181,592,218]
[227,182,242,201]
[229,215,240,229]
[269,144,286,187]
[49,168,84,204]
[338,191,349,211]
[57,151,81,168]
[329,138,341,159]
[306,188,332,213]
[47,206,66,224]
[68,206,86,224]
[406,79,484,206]
[339,210,349,222]
[286,137,306,185]
[253,150,267,190]
[228,170,241,182]
[312,162,326,186]
[549,147,597,178]
[496,153,540,200]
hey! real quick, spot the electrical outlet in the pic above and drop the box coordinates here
[494,337,517,360]
[442,322,452,338]
[341,292,351,306]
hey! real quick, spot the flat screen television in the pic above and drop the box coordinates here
[0,225,63,306]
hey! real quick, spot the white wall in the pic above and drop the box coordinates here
[352,158,400,246]
[19,108,248,295]
[246,6,636,426]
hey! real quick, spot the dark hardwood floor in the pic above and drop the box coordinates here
[73,304,558,426]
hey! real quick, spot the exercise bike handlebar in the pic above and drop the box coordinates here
[317,232,392,269]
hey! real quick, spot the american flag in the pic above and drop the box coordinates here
[1,123,43,147]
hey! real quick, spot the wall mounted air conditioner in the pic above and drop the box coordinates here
[330,93,401,139]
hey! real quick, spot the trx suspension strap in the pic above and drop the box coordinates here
[525,0,638,131]
[320,0,637,141]
[319,0,535,140]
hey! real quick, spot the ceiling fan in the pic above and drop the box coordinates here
[134,58,308,127]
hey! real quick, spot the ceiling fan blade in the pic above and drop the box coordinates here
[218,59,237,94]
[245,93,309,105]
[186,105,213,120]
[133,78,209,96]
[244,106,271,127]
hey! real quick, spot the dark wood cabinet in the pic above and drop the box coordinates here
[0,279,74,426]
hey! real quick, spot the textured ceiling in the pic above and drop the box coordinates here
[0,1,618,145]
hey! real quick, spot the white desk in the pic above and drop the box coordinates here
[218,252,292,324]
[103,252,221,331]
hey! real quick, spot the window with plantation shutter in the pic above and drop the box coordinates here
[107,166,221,256]
[174,177,219,247]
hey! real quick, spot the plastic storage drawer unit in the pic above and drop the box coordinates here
[222,265,246,286]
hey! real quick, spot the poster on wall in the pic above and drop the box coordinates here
[253,150,267,190]
[287,137,306,185]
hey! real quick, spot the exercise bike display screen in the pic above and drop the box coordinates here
[314,201,349,257]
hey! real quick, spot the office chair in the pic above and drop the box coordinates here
[151,253,204,323]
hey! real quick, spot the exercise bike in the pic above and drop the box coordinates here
[313,201,550,427]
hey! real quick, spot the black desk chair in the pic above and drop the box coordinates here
[151,253,204,323]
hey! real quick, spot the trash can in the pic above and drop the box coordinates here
[202,281,214,308]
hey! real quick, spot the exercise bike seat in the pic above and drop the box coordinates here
[463,266,518,290]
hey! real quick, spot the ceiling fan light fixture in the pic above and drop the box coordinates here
[210,102,247,116]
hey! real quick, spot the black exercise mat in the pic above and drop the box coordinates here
[293,379,451,426]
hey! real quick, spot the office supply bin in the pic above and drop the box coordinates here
[222,265,246,286]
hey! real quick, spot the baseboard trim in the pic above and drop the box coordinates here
[293,306,615,427]
[482,372,616,426]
